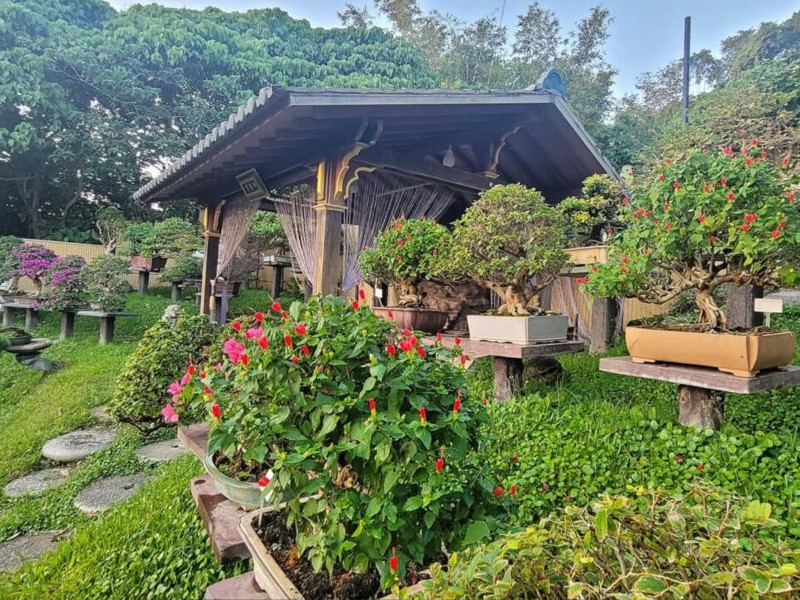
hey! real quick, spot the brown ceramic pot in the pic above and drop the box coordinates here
[372,306,450,334]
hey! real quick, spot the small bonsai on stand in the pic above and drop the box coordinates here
[80,255,131,312]
[7,243,57,297]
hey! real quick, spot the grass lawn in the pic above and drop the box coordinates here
[1,290,798,598]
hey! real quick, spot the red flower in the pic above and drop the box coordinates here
[402,328,412,337]
[720,176,727,186]
[389,548,398,573]
[387,310,394,319]
[416,346,426,358]
[723,147,734,157]
[744,213,757,223]
[302,344,309,356]
[576,276,589,285]
[620,267,628,274]
[295,323,307,336]
[621,256,629,264]
[281,311,288,320]
[436,332,442,342]
[697,214,705,223]
[621,197,630,205]
[409,335,418,347]
[751,137,758,146]
[211,403,221,419]
[368,398,376,413]
[258,336,268,350]
[241,354,249,366]
[675,454,684,464]
[396,239,404,247]
[352,300,360,310]
[291,356,299,364]
[787,192,796,203]
[711,235,718,244]
[399,340,412,353]
[387,343,396,357]
[271,301,282,312]
[232,321,242,332]
[254,311,264,322]
[510,484,517,497]
[453,397,461,413]
[772,229,781,239]
[203,385,212,395]
[658,174,665,182]
[727,192,735,202]
[460,354,467,366]
[697,463,704,471]
[761,151,767,159]
[436,457,444,473]
[419,406,427,423]
[258,475,270,488]
[741,223,750,232]
[745,157,752,167]
[284,334,292,347]
[592,265,598,272]
[779,220,787,229]
[702,184,709,193]
[187,364,195,376]
[512,453,519,462]
[493,486,504,498]
[672,181,680,190]
[664,222,671,231]
[783,156,790,167]
[359,288,366,300]
[454,337,461,346]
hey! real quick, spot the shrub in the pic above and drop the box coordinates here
[79,255,131,312]
[175,296,499,589]
[0,236,23,284]
[140,218,199,259]
[558,174,621,245]
[36,255,86,311]
[583,146,799,327]
[160,255,202,283]
[121,222,156,257]
[437,184,569,316]
[418,485,800,598]
[359,217,451,307]
[108,312,218,430]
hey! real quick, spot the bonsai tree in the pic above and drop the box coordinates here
[79,255,131,312]
[582,144,799,328]
[121,222,156,257]
[0,236,24,292]
[558,174,622,245]
[36,255,87,311]
[93,206,129,254]
[359,217,451,306]
[438,184,569,316]
[8,243,57,295]
[160,255,202,284]
[140,217,199,259]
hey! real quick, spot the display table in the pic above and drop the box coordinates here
[1,301,39,330]
[75,311,137,345]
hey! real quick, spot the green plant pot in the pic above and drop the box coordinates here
[202,452,262,509]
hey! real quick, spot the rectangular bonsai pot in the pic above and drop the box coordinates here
[130,256,167,272]
[625,326,796,377]
[372,306,450,334]
[239,505,423,600]
[566,245,609,265]
[467,314,569,345]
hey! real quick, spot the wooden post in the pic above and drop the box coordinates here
[727,284,763,329]
[493,357,524,402]
[590,297,617,354]
[271,266,284,300]
[171,282,181,302]
[200,203,224,316]
[313,159,345,296]
[539,284,553,312]
[24,308,38,331]
[60,311,75,340]
[137,271,150,294]
[678,386,724,429]
[99,316,116,345]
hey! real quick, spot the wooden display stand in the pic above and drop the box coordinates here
[599,357,800,429]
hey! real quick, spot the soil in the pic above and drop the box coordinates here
[628,322,781,336]
[252,511,425,600]
[212,451,264,483]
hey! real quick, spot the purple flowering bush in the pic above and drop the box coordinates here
[36,255,87,311]
[8,243,57,294]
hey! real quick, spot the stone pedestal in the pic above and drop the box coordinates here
[137,271,150,294]
[678,386,724,429]
[60,311,75,340]
[493,357,523,402]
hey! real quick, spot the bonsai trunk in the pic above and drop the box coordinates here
[7,276,19,294]
[497,284,532,316]
[398,277,421,307]
[695,288,726,329]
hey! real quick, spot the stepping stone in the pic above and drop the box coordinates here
[191,476,250,565]
[0,531,65,573]
[135,439,189,462]
[42,428,117,462]
[90,405,112,423]
[74,474,149,515]
[4,468,69,498]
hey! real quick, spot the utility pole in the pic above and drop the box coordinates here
[682,16,691,124]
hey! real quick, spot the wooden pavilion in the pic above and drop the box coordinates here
[133,78,616,316]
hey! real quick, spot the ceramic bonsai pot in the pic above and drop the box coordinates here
[373,306,450,334]
[467,314,569,344]
[130,256,167,272]
[203,452,262,509]
[625,326,796,377]
[566,245,609,265]
[8,332,33,346]
[239,505,423,600]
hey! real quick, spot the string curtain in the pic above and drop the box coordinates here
[217,195,262,278]
[273,187,317,284]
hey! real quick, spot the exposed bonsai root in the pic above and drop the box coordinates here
[695,289,726,329]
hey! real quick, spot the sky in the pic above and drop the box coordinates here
[107,0,796,96]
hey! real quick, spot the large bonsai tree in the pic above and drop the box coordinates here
[583,144,799,328]
[439,184,569,316]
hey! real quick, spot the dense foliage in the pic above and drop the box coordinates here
[160,255,202,284]
[78,255,130,311]
[122,219,198,259]
[438,184,569,316]
[558,174,622,245]
[0,235,23,290]
[359,218,450,307]
[108,311,218,430]
[176,296,498,589]
[418,485,800,598]
[583,146,799,327]
[35,255,87,311]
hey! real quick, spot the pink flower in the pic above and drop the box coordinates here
[245,327,263,340]
[167,381,183,397]
[180,372,191,386]
[223,338,246,364]
[161,403,179,423]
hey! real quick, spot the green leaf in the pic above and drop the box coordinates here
[462,520,490,546]
[633,575,668,594]
[383,469,400,493]
[403,496,422,511]
[319,414,338,437]
[567,583,584,599]
[594,508,608,540]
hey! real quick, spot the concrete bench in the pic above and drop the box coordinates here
[1,301,40,331]
[75,310,137,345]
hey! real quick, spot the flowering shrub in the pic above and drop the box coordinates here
[36,255,86,311]
[359,217,450,306]
[582,144,799,327]
[175,296,498,589]
[436,184,569,316]
[8,243,57,293]
[79,255,130,311]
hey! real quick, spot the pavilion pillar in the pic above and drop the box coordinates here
[312,159,346,295]
[200,202,224,316]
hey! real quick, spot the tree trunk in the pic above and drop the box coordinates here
[498,284,530,316]
[398,277,420,306]
[695,289,725,328]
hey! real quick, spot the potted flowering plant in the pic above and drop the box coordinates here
[437,184,570,344]
[35,255,87,312]
[172,296,500,596]
[582,143,799,376]
[5,243,57,299]
[359,217,452,333]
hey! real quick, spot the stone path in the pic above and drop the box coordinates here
[74,474,149,515]
[4,468,69,498]
[135,439,189,462]
[41,428,117,462]
[0,531,67,573]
